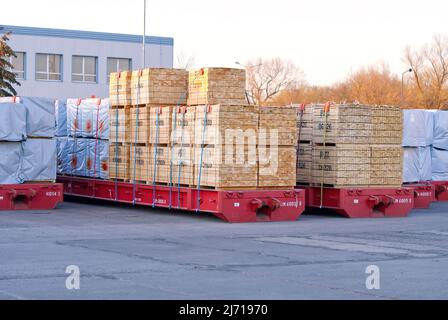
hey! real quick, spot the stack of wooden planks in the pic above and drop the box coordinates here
[188,68,247,106]
[109,71,132,107]
[258,106,297,188]
[130,68,188,106]
[194,105,259,189]
[303,104,404,188]
[296,104,314,185]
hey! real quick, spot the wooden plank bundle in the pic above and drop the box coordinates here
[194,105,258,189]
[130,68,188,106]
[310,104,404,188]
[188,68,247,106]
[108,144,130,181]
[109,71,132,107]
[258,106,297,188]
[313,104,403,145]
[109,108,130,144]
[296,143,312,185]
[150,106,173,145]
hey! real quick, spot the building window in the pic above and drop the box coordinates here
[72,56,97,83]
[36,54,62,81]
[107,58,132,81]
[11,52,26,80]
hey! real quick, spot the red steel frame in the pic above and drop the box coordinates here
[431,181,448,202]
[0,183,63,211]
[304,186,414,218]
[404,183,435,209]
[58,176,306,223]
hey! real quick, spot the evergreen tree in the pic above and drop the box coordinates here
[0,32,20,97]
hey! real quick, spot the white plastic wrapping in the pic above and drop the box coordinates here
[403,147,432,183]
[20,97,56,138]
[55,100,67,137]
[0,103,27,141]
[67,98,109,139]
[433,111,448,150]
[56,137,69,174]
[21,139,57,182]
[402,110,434,147]
[0,142,23,184]
[431,147,448,181]
[61,138,109,179]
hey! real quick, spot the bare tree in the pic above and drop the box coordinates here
[404,35,448,109]
[176,50,196,70]
[246,57,305,106]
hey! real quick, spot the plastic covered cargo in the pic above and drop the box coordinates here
[0,103,27,141]
[0,142,23,184]
[56,137,69,174]
[19,97,56,138]
[433,111,448,150]
[21,139,57,182]
[431,147,448,181]
[61,138,109,179]
[402,110,434,147]
[67,98,109,140]
[55,99,67,137]
[403,147,432,183]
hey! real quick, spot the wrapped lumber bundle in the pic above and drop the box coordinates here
[61,138,109,179]
[433,111,448,150]
[0,102,27,141]
[109,71,132,107]
[149,106,173,145]
[311,104,403,187]
[130,68,188,105]
[128,106,150,144]
[194,105,258,189]
[432,147,448,181]
[67,98,110,140]
[109,144,130,181]
[56,137,69,174]
[0,142,23,184]
[402,110,434,147]
[403,147,432,183]
[55,99,67,137]
[1,96,55,138]
[188,68,247,106]
[258,106,297,188]
[21,139,57,182]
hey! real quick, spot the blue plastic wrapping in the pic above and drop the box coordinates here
[403,147,432,183]
[0,142,23,184]
[431,147,448,181]
[433,111,448,150]
[0,103,27,141]
[56,137,69,174]
[402,110,434,147]
[67,98,109,140]
[55,99,67,137]
[21,139,57,182]
[62,138,109,179]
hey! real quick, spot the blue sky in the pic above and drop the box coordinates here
[1,0,447,85]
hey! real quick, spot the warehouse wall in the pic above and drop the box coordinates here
[7,33,174,99]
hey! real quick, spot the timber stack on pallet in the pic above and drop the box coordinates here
[258,106,297,188]
[296,104,314,185]
[311,104,403,187]
[108,68,189,184]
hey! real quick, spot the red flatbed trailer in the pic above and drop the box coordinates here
[57,176,306,223]
[303,186,414,218]
[404,183,435,209]
[0,183,63,211]
[431,181,448,202]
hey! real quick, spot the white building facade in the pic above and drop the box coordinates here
[1,25,174,99]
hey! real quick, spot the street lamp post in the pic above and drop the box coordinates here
[401,68,413,107]
[142,0,147,69]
